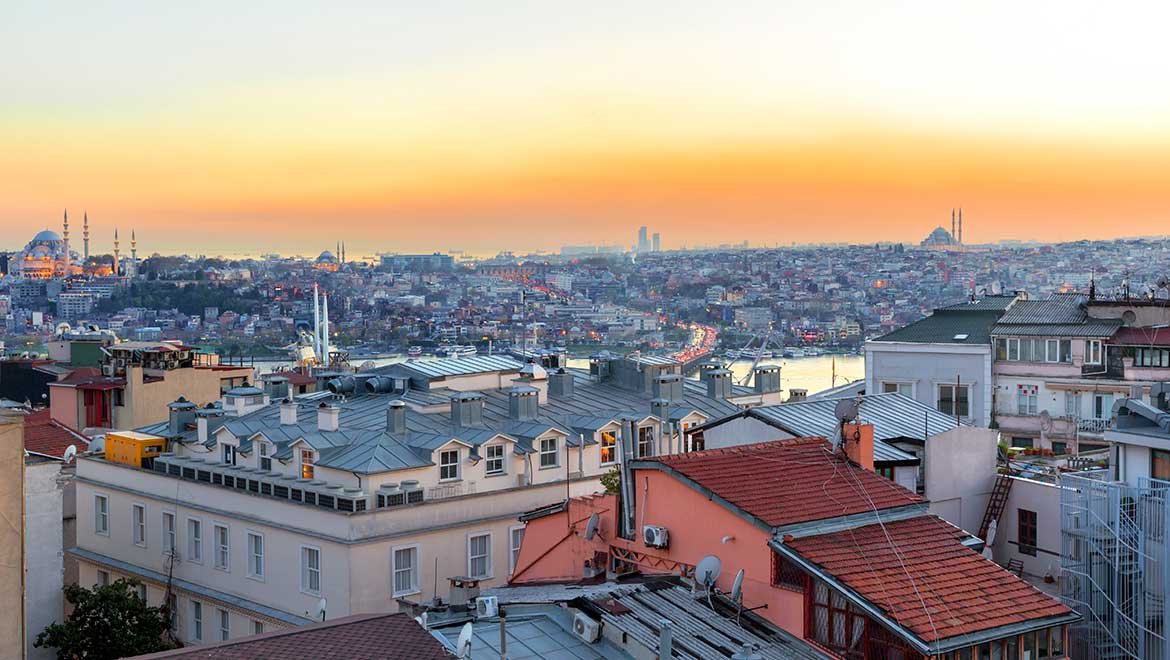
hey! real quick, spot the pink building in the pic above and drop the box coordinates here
[513,424,1076,659]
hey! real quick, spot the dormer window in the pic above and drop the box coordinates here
[637,426,655,458]
[539,437,558,468]
[485,445,505,476]
[599,430,617,465]
[439,449,460,481]
[222,445,237,466]
[258,443,271,471]
[300,449,315,479]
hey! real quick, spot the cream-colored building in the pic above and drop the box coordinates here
[70,355,747,646]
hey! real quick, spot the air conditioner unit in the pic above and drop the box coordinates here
[475,596,498,618]
[573,611,601,643]
[643,525,670,549]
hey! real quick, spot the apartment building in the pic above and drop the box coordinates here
[70,354,743,647]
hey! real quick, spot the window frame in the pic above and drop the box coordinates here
[439,448,460,481]
[94,494,110,536]
[213,523,230,572]
[252,620,264,635]
[391,543,420,597]
[1017,384,1039,416]
[880,381,914,397]
[509,525,525,576]
[222,444,237,466]
[1018,508,1038,556]
[1007,337,1020,361]
[96,569,110,587]
[217,607,230,641]
[300,544,322,595]
[187,517,203,564]
[936,383,971,418]
[1086,339,1103,365]
[599,429,617,465]
[300,448,315,479]
[484,444,505,476]
[258,441,272,472]
[637,426,655,458]
[1152,449,1170,481]
[162,510,176,555]
[190,600,203,643]
[467,532,493,579]
[246,530,265,581]
[132,503,147,548]
[538,436,558,469]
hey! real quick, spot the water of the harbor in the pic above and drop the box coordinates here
[249,354,865,399]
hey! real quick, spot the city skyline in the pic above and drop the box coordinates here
[6,2,1170,254]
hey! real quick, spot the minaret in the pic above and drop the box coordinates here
[951,208,956,244]
[113,228,120,276]
[958,208,963,245]
[62,209,71,266]
[131,229,137,276]
[83,212,90,261]
[341,242,345,264]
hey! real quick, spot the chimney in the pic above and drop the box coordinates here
[653,374,684,403]
[195,405,225,444]
[167,397,197,437]
[698,360,724,382]
[266,376,289,400]
[509,386,540,420]
[788,388,807,402]
[843,422,874,471]
[387,400,407,435]
[450,392,485,428]
[548,368,574,398]
[280,398,298,425]
[753,365,781,394]
[317,402,340,432]
[705,368,733,399]
[650,398,670,423]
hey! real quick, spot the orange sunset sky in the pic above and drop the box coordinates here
[4,2,1170,256]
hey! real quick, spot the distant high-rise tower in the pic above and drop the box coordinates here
[652,232,661,252]
[637,226,649,252]
[131,229,138,275]
[83,211,90,261]
[113,228,120,276]
[62,209,71,266]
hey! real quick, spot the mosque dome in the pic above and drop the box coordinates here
[317,250,337,263]
[32,229,62,242]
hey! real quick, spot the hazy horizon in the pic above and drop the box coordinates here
[6,2,1170,255]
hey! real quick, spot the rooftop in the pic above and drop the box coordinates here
[872,309,1003,345]
[746,392,960,447]
[23,408,90,459]
[638,438,922,530]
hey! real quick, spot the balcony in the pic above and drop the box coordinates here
[1077,418,1111,434]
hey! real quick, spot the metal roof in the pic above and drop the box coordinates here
[628,354,681,366]
[996,295,1087,324]
[394,355,523,379]
[936,295,1019,312]
[431,607,628,659]
[872,309,1001,345]
[991,320,1121,338]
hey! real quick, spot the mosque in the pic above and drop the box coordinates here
[920,208,965,249]
[8,211,138,279]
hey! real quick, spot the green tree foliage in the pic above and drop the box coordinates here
[600,466,621,495]
[35,579,177,660]
[95,281,262,317]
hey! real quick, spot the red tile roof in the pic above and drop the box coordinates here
[24,409,90,459]
[646,438,922,528]
[130,613,452,659]
[784,515,1073,643]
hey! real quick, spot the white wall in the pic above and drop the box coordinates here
[865,342,993,427]
[925,427,999,534]
[992,477,1065,580]
[24,460,65,660]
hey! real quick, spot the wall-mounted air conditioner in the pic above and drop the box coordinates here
[643,525,669,549]
[573,611,600,643]
[475,596,498,618]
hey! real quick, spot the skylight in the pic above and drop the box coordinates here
[953,334,969,341]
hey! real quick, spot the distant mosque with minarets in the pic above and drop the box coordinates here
[921,208,965,248]
[8,210,141,279]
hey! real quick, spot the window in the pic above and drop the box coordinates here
[539,437,558,468]
[937,384,970,418]
[222,444,237,466]
[1045,339,1060,363]
[247,532,264,579]
[1135,347,1170,368]
[599,430,617,465]
[468,533,491,578]
[881,382,913,397]
[94,494,109,535]
[217,608,230,641]
[1012,436,1035,449]
[167,594,178,632]
[637,426,654,458]
[484,444,505,476]
[187,519,203,563]
[876,466,895,481]
[1093,393,1114,420]
[301,546,321,594]
[1019,509,1038,556]
[509,526,525,575]
[190,601,203,642]
[96,569,109,587]
[1086,339,1103,365]
[132,504,147,547]
[1007,337,1020,361]
[300,449,315,479]
[391,545,419,596]
[1052,442,1068,455]
[1065,391,1081,418]
[252,621,263,635]
[162,511,176,555]
[213,524,230,571]
[995,338,1007,361]
[136,582,147,602]
[1153,450,1170,481]
[808,579,866,655]
[1017,384,1038,416]
[771,552,805,591]
[258,442,271,471]
[439,449,460,481]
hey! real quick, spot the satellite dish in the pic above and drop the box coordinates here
[62,445,77,463]
[834,397,860,424]
[731,568,745,603]
[455,621,474,658]
[316,596,328,620]
[695,554,722,589]
[584,513,600,541]
[55,322,71,336]
[359,360,376,372]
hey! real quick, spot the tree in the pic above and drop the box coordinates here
[35,579,177,660]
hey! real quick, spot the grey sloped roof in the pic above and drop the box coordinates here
[395,355,522,379]
[749,392,958,445]
[991,320,1121,338]
[996,295,1087,324]
[316,434,431,473]
[873,309,1002,344]
[937,295,1019,312]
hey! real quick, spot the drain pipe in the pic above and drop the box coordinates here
[658,619,673,660]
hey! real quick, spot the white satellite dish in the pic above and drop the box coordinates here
[456,621,474,658]
[316,596,328,621]
[731,568,745,603]
[695,554,723,589]
[834,397,860,424]
[62,445,77,463]
[584,513,600,541]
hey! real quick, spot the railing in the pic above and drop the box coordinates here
[427,481,476,501]
[1078,418,1111,433]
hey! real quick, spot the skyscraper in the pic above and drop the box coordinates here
[637,226,649,252]
[652,232,661,252]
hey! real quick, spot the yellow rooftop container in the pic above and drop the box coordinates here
[105,431,166,468]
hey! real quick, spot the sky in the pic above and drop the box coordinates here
[4,1,1170,257]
